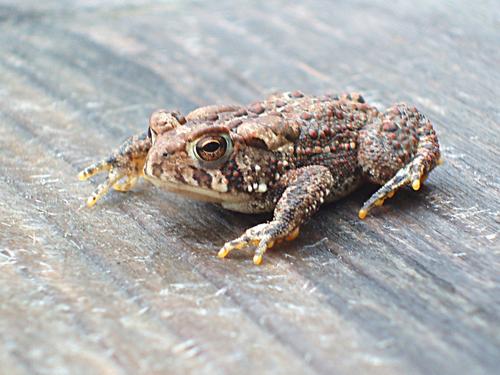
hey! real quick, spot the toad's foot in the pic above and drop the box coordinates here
[218,165,333,265]
[78,132,151,207]
[218,223,300,265]
[359,155,444,219]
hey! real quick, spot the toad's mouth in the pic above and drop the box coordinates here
[143,174,250,204]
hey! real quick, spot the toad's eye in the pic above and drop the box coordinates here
[194,134,232,163]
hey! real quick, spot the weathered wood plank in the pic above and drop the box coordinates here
[0,1,498,374]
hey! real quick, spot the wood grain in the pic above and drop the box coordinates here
[0,1,498,374]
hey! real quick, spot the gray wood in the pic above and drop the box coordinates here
[0,1,499,374]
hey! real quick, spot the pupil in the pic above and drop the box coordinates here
[203,140,222,152]
[203,138,226,152]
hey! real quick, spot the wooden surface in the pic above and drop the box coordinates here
[0,1,499,374]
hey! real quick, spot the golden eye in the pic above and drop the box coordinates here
[194,134,231,162]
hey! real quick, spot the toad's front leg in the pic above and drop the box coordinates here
[218,166,334,265]
[78,109,186,207]
[78,131,151,207]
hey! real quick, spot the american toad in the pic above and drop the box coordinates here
[79,92,441,264]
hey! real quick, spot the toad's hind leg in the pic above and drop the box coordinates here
[357,103,441,218]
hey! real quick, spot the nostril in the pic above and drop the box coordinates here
[162,152,169,157]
